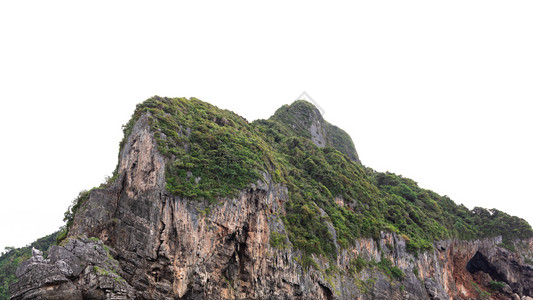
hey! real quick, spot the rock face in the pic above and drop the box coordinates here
[10,236,135,300]
[11,112,533,299]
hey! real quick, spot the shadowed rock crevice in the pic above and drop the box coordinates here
[237,223,250,281]
[318,282,334,300]
[467,251,505,282]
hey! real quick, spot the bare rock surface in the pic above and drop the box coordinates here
[10,236,135,300]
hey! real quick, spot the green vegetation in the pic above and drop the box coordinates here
[58,189,93,244]
[93,265,109,276]
[55,227,68,245]
[489,280,506,291]
[348,256,368,275]
[412,267,419,278]
[91,243,126,284]
[300,255,319,270]
[348,255,404,280]
[498,242,516,252]
[93,265,125,283]
[0,231,59,300]
[269,232,288,249]
[471,281,491,299]
[372,173,533,251]
[120,97,280,201]
[376,257,405,280]
[267,100,360,163]
[354,256,405,280]
[62,190,91,232]
[60,178,121,241]
[71,96,533,268]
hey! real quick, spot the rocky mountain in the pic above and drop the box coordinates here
[9,97,533,299]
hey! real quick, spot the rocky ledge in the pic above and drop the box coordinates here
[10,236,135,300]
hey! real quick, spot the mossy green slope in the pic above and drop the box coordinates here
[120,97,285,201]
[268,100,361,163]
[120,96,532,259]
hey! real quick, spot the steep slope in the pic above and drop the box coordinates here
[10,97,533,299]
[266,100,361,164]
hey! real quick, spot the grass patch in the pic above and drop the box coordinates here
[377,256,404,280]
[471,282,491,299]
[489,280,505,291]
[498,242,516,252]
[269,232,288,249]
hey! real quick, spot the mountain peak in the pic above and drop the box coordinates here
[271,100,361,163]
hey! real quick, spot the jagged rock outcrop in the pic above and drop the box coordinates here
[10,236,135,300]
[10,99,533,299]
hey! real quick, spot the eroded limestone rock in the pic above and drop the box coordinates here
[10,236,134,300]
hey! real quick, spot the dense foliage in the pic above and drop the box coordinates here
[114,97,533,260]
[372,172,533,250]
[268,100,360,163]
[0,232,59,300]
[120,97,282,201]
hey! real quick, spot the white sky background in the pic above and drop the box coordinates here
[1,1,532,251]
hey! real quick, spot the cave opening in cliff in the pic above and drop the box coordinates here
[466,251,506,283]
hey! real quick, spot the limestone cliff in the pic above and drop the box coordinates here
[10,98,533,299]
